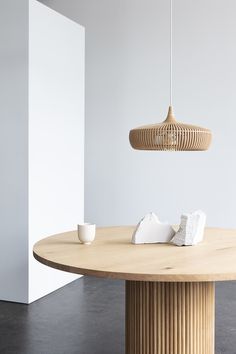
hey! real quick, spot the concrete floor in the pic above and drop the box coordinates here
[0,277,236,354]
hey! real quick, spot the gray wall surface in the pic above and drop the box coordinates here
[0,0,28,302]
[39,0,236,228]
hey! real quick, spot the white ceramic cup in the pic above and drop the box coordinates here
[77,223,96,245]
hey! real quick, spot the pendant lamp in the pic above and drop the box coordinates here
[129,0,212,151]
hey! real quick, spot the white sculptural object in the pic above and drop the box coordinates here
[132,212,175,244]
[171,210,206,247]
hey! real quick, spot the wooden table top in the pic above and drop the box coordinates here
[33,226,236,282]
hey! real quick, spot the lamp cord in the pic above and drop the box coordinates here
[170,0,173,107]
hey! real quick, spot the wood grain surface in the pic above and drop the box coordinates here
[33,226,236,282]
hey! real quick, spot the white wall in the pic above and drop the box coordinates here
[28,0,84,303]
[0,0,29,303]
[0,0,84,303]
[39,0,236,229]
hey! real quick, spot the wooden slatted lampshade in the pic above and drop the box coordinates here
[129,0,212,152]
[129,106,212,151]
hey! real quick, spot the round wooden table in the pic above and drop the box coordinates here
[33,226,236,354]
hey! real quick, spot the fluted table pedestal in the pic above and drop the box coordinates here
[126,281,215,354]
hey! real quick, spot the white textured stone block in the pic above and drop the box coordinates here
[171,210,206,247]
[132,213,175,244]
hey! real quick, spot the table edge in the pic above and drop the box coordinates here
[33,249,236,283]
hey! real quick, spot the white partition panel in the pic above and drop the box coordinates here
[0,0,84,303]
[28,0,84,302]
